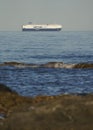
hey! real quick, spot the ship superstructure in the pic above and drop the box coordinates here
[22,23,62,31]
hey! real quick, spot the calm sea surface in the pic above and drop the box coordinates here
[0,31,93,96]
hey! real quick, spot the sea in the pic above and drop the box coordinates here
[0,31,93,96]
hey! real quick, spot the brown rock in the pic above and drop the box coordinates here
[0,84,15,93]
[0,84,93,130]
[73,63,93,68]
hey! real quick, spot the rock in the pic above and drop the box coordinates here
[0,61,93,69]
[2,62,39,68]
[0,84,15,93]
[0,94,93,130]
[0,85,93,130]
[41,62,64,68]
[0,114,6,120]
[73,63,93,68]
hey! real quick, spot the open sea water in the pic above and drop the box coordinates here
[0,31,93,96]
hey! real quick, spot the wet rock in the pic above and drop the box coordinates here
[0,114,6,120]
[41,62,75,68]
[0,85,93,130]
[3,61,33,67]
[42,62,93,69]
[0,61,93,69]
[0,62,39,68]
[73,63,93,68]
[4,61,23,66]
[41,62,64,68]
[0,84,16,93]
[0,94,93,130]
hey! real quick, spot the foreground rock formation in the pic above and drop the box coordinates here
[0,61,93,68]
[0,84,93,130]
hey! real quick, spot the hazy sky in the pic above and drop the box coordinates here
[0,0,93,31]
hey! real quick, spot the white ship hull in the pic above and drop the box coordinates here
[22,24,62,31]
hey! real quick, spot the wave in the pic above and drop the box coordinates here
[0,61,93,69]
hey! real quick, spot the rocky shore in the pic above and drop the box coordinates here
[0,84,93,130]
[0,61,93,68]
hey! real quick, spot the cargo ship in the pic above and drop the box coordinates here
[22,22,62,31]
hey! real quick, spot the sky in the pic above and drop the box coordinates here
[0,0,93,31]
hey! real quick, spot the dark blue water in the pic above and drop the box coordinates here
[0,31,93,96]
